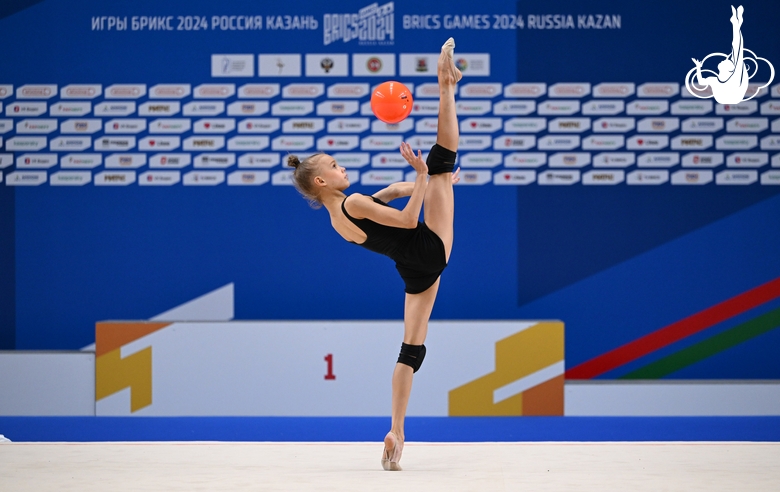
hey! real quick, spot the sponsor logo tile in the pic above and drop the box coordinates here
[369,118,410,133]
[715,135,757,150]
[582,100,625,115]
[538,170,580,185]
[139,136,180,151]
[194,84,235,99]
[459,152,502,168]
[538,135,580,150]
[149,84,191,99]
[139,102,181,117]
[671,100,713,115]
[60,85,102,99]
[716,170,758,185]
[227,136,270,151]
[504,83,546,98]
[332,152,370,168]
[50,102,91,116]
[626,135,669,150]
[60,153,102,169]
[193,154,236,169]
[549,83,591,98]
[715,101,757,115]
[592,83,635,98]
[16,153,57,169]
[238,84,280,98]
[259,54,302,77]
[493,135,536,150]
[271,136,314,150]
[238,118,280,133]
[671,135,714,150]
[360,170,403,185]
[317,100,360,116]
[538,100,580,115]
[16,85,57,99]
[104,118,146,134]
[548,152,591,168]
[227,101,270,116]
[493,170,536,185]
[583,170,625,185]
[503,152,547,168]
[455,170,492,185]
[592,152,636,168]
[271,101,314,116]
[183,101,225,116]
[238,153,281,168]
[681,152,724,168]
[681,117,724,133]
[6,171,47,186]
[149,118,191,134]
[460,117,502,133]
[227,170,270,186]
[316,135,359,151]
[16,119,57,134]
[726,117,768,133]
[6,102,47,117]
[105,84,146,99]
[636,117,680,133]
[50,137,91,151]
[105,153,146,169]
[94,171,136,186]
[671,169,713,185]
[149,153,192,169]
[212,54,255,77]
[352,54,395,77]
[327,83,370,98]
[6,137,47,151]
[761,170,780,185]
[637,83,679,98]
[183,171,225,185]
[182,136,225,151]
[305,54,349,77]
[626,100,669,115]
[139,171,181,186]
[94,102,136,116]
[493,100,536,116]
[283,84,325,99]
[50,171,91,186]
[193,118,236,134]
[627,170,669,185]
[459,83,502,99]
[637,152,680,168]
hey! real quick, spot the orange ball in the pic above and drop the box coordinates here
[370,81,413,124]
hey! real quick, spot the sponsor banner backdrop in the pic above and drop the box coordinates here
[1,0,779,390]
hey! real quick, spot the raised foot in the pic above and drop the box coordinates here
[438,37,462,85]
[381,431,403,471]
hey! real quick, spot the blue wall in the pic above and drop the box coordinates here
[2,0,779,378]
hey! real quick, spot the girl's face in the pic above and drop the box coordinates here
[315,154,350,191]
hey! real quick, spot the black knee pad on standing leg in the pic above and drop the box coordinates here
[426,143,457,175]
[397,343,427,373]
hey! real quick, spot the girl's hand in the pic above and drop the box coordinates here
[400,142,428,175]
[451,167,461,185]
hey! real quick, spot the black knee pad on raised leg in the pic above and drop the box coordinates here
[397,343,427,373]
[426,144,457,175]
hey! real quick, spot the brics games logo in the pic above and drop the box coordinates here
[323,2,394,46]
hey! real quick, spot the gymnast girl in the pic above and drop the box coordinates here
[288,38,462,471]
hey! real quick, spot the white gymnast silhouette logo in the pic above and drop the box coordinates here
[685,5,774,104]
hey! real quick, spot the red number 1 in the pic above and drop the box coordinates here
[324,354,336,380]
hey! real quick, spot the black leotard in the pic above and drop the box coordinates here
[342,195,447,294]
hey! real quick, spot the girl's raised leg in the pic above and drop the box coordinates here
[423,37,461,262]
